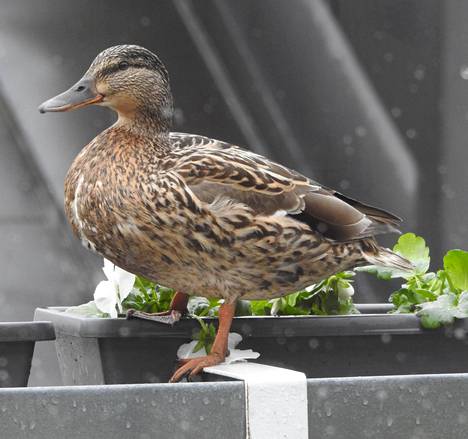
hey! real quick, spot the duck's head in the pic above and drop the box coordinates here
[39,45,173,130]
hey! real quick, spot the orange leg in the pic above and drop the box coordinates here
[126,291,189,325]
[169,302,236,383]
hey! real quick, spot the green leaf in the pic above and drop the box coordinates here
[355,265,395,280]
[443,250,468,292]
[393,233,430,275]
[235,300,252,316]
[417,293,457,329]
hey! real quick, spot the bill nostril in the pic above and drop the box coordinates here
[76,85,86,92]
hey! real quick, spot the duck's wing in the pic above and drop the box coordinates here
[168,133,401,241]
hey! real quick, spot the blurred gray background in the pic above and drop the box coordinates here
[0,0,467,383]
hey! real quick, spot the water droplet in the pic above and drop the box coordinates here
[390,107,402,118]
[339,179,350,190]
[362,399,369,406]
[415,416,421,425]
[406,129,417,139]
[126,421,131,429]
[140,16,151,27]
[384,52,394,62]
[460,65,468,80]
[387,416,393,427]
[381,334,392,344]
[202,397,210,405]
[355,126,367,137]
[325,405,332,417]
[414,66,425,81]
[199,416,205,421]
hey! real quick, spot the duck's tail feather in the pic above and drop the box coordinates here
[360,239,414,272]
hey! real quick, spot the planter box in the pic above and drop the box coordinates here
[0,321,55,387]
[35,305,468,385]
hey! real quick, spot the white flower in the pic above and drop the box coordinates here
[337,280,355,301]
[93,258,136,318]
[177,332,260,364]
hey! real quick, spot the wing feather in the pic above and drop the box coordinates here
[168,133,401,241]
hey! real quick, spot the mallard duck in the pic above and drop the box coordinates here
[39,45,411,382]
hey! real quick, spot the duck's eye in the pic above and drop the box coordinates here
[118,61,129,71]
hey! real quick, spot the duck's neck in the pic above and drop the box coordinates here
[115,105,172,139]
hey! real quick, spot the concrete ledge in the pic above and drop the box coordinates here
[1,374,468,438]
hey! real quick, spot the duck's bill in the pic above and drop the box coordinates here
[38,77,103,113]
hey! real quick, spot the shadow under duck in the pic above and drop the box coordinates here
[39,45,411,382]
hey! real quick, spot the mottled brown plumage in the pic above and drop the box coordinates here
[39,45,411,381]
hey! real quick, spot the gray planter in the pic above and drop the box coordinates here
[35,305,468,385]
[0,321,55,387]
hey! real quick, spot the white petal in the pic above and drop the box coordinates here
[94,280,118,316]
[227,332,243,349]
[114,267,136,300]
[224,349,260,364]
[177,340,207,359]
[102,258,115,281]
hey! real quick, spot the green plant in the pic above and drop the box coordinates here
[359,233,468,329]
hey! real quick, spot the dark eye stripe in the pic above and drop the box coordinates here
[99,62,146,77]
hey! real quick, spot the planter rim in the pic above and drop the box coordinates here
[0,321,55,342]
[34,304,435,339]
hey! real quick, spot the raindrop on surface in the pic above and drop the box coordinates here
[317,387,328,399]
[374,31,384,40]
[384,52,394,62]
[342,135,353,145]
[390,107,402,118]
[118,327,130,337]
[339,179,350,190]
[151,400,157,407]
[381,334,392,344]
[406,129,417,139]
[458,413,467,424]
[409,83,419,93]
[437,164,447,175]
[203,397,210,405]
[126,421,132,429]
[387,416,394,427]
[355,126,367,137]
[415,416,421,425]
[460,65,468,80]
[362,399,369,406]
[325,425,336,436]
[413,67,426,81]
[344,145,355,156]
[325,405,332,417]
[454,328,466,340]
[140,16,151,27]
[199,416,205,421]
[29,421,36,431]
[1,406,6,413]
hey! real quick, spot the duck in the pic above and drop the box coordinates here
[38,45,411,382]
